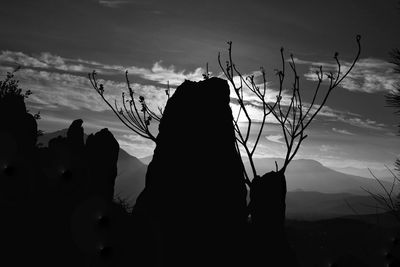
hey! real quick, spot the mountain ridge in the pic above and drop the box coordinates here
[40,129,393,218]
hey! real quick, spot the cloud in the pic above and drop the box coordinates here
[295,57,400,93]
[97,0,132,8]
[319,144,338,152]
[265,134,285,144]
[0,51,90,73]
[0,50,204,86]
[306,105,386,131]
[219,68,386,132]
[1,66,168,115]
[1,51,388,134]
[341,117,386,130]
[125,61,204,86]
[332,127,354,135]
[0,51,48,68]
[229,90,387,130]
[118,134,155,157]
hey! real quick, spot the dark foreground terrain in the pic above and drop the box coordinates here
[287,213,400,267]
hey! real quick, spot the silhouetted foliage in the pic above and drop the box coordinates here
[372,46,400,218]
[386,49,400,130]
[0,67,42,140]
[362,168,400,222]
[0,67,31,99]
[357,43,400,267]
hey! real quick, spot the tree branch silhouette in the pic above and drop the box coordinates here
[88,70,170,143]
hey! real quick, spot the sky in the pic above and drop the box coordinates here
[0,0,399,176]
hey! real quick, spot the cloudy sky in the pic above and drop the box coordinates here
[1,0,399,176]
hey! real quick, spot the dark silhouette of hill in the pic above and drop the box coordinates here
[343,211,400,228]
[133,77,249,266]
[286,216,399,267]
[245,157,392,195]
[115,149,146,204]
[286,191,384,220]
[43,131,386,221]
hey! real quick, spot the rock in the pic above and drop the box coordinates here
[133,77,248,266]
[249,171,298,266]
[0,93,37,154]
[86,128,119,202]
[67,118,84,150]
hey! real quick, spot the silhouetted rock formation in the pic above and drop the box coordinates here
[249,171,298,266]
[86,128,119,201]
[133,77,248,266]
[0,93,38,154]
[0,106,135,266]
[0,89,41,265]
[67,118,85,151]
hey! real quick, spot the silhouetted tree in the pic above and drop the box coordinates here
[363,48,400,223]
[217,36,360,266]
[386,48,400,171]
[0,67,42,140]
[363,46,400,221]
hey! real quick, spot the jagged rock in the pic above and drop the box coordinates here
[86,128,119,202]
[134,77,248,266]
[0,93,37,154]
[67,118,84,150]
[249,171,298,266]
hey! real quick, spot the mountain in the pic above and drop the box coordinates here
[40,131,393,213]
[38,129,146,206]
[333,165,394,182]
[244,158,393,195]
[115,149,146,205]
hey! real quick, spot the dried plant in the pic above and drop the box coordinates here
[218,36,361,185]
[89,70,170,142]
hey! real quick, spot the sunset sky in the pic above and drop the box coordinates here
[1,0,399,176]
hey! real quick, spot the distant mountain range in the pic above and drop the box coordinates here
[39,130,393,219]
[286,191,380,220]
[243,157,392,196]
[141,155,392,195]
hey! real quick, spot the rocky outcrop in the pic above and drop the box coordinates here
[0,93,37,154]
[86,128,119,201]
[133,77,248,266]
[0,109,127,265]
[249,171,298,266]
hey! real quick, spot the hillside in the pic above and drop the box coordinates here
[286,191,381,220]
[245,157,393,195]
[40,132,393,217]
